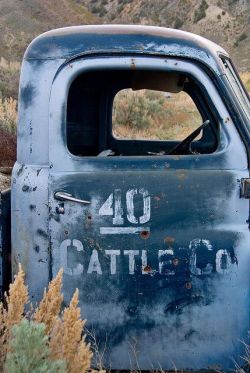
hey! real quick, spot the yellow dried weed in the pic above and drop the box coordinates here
[5,263,28,329]
[0,264,28,368]
[34,268,63,334]
[50,289,93,373]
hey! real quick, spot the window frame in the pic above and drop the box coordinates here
[48,55,247,172]
[221,57,250,122]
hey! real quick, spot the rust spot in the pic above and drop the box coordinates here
[164,236,175,245]
[143,265,152,273]
[176,169,187,180]
[154,196,161,201]
[22,185,30,192]
[185,282,192,290]
[87,215,92,221]
[140,230,150,239]
[131,58,136,70]
[172,258,179,266]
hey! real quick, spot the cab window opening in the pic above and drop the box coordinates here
[66,68,219,157]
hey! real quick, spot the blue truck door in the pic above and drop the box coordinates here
[48,56,250,371]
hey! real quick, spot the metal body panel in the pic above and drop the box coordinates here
[47,56,249,370]
[17,59,63,165]
[11,163,50,300]
[11,25,250,371]
[25,25,227,76]
[49,170,249,370]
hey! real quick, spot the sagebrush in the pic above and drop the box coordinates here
[0,265,98,373]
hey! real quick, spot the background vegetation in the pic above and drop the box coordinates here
[0,266,99,373]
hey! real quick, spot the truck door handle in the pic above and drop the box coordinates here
[54,191,91,205]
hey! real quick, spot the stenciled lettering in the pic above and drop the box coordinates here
[59,239,237,277]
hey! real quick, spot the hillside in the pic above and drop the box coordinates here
[80,0,250,71]
[0,0,249,70]
[0,0,99,62]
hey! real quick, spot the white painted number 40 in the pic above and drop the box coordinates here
[99,189,151,234]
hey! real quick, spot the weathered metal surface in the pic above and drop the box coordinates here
[11,26,250,371]
[11,165,50,299]
[49,170,249,370]
[24,25,227,75]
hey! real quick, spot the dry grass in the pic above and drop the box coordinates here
[0,58,20,75]
[34,269,63,335]
[113,89,202,140]
[0,95,17,167]
[0,265,95,373]
[0,58,20,100]
[240,72,250,93]
[49,289,93,373]
[0,97,17,135]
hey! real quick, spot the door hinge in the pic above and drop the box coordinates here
[240,178,250,199]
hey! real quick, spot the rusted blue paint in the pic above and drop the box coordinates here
[24,25,227,75]
[11,26,250,371]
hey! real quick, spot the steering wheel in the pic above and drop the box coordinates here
[167,120,210,155]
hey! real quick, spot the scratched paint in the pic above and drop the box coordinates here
[59,239,237,276]
[10,25,250,371]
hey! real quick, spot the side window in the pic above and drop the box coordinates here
[67,69,219,157]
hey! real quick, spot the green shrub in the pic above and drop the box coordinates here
[5,319,66,373]
[193,0,208,23]
[174,17,184,29]
[234,32,248,47]
[113,90,167,131]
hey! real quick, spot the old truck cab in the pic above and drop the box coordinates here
[9,25,250,370]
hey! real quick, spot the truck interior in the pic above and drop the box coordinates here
[66,69,219,157]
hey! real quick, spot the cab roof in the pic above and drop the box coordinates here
[24,25,228,73]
